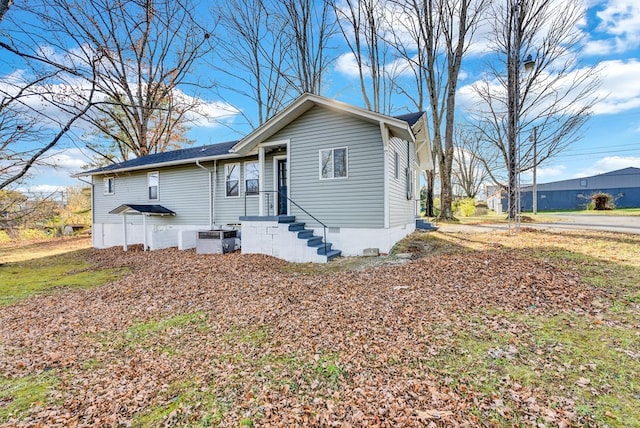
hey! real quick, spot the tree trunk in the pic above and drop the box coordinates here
[426,170,435,217]
[438,151,454,220]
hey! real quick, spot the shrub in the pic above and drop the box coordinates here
[455,198,477,217]
[0,230,10,243]
[17,228,51,241]
[590,193,614,210]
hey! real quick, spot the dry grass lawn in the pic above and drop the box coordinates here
[0,230,638,427]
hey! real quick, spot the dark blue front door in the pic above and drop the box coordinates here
[277,159,287,215]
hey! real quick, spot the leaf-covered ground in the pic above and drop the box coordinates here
[1,230,638,427]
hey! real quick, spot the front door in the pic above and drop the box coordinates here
[277,158,288,215]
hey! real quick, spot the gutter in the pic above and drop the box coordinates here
[72,152,239,178]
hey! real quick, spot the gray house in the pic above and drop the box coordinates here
[75,93,434,262]
[520,167,640,211]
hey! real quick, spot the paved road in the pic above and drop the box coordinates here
[436,214,640,234]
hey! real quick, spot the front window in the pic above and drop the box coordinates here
[104,177,115,195]
[320,147,348,179]
[226,163,239,197]
[244,161,259,195]
[148,172,159,200]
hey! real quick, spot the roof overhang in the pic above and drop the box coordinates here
[72,153,239,178]
[412,113,434,171]
[230,93,415,155]
[109,204,176,216]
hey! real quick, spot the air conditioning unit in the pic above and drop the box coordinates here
[196,229,237,254]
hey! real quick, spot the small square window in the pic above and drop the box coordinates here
[104,177,115,195]
[320,147,348,179]
[580,178,587,187]
[148,172,159,200]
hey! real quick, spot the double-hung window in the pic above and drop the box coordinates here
[148,172,159,200]
[104,177,115,195]
[226,163,240,197]
[320,147,348,179]
[244,162,259,195]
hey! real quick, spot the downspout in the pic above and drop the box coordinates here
[196,160,214,229]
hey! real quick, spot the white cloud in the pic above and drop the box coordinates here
[335,53,363,79]
[458,58,640,117]
[26,148,93,187]
[22,184,66,194]
[591,59,640,114]
[573,155,640,177]
[583,0,640,54]
[520,165,567,183]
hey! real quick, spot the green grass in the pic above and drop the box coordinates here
[134,379,227,427]
[107,312,210,354]
[0,372,59,422]
[424,312,639,426]
[411,231,640,427]
[0,250,128,306]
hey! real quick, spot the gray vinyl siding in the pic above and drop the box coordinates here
[93,164,211,225]
[270,106,384,228]
[389,137,417,226]
[213,157,260,224]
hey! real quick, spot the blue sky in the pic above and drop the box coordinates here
[2,0,639,194]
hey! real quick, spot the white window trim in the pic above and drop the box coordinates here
[244,161,259,197]
[147,171,159,201]
[104,176,115,195]
[319,147,348,180]
[225,162,241,198]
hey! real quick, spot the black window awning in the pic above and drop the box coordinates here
[109,204,176,216]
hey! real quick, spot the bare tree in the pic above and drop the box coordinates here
[214,0,291,127]
[452,126,490,198]
[278,0,336,95]
[4,0,214,164]
[0,56,98,190]
[0,0,10,22]
[385,1,432,214]
[390,0,488,219]
[332,0,389,113]
[471,0,600,218]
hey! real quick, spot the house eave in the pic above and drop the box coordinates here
[72,152,240,178]
[230,93,415,155]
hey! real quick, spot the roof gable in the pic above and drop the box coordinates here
[74,94,430,177]
[231,93,417,155]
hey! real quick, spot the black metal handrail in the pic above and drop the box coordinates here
[244,190,329,256]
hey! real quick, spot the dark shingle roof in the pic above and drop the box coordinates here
[109,204,176,215]
[81,140,238,175]
[395,111,424,127]
[80,111,424,176]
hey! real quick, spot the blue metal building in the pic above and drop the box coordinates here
[520,167,640,211]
